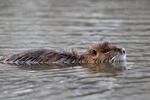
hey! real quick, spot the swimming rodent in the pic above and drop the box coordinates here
[0,42,126,65]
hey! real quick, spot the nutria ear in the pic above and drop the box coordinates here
[101,42,109,48]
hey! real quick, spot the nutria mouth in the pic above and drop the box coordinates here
[0,42,126,65]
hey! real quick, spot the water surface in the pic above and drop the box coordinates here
[0,0,150,100]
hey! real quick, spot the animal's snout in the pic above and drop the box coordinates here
[120,48,126,55]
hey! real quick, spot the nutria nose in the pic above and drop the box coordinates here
[120,48,126,55]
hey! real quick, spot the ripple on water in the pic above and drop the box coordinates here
[0,0,150,100]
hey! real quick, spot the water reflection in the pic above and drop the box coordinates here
[83,62,127,73]
[18,62,127,73]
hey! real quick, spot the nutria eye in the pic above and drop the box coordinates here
[91,50,97,56]
[102,49,110,53]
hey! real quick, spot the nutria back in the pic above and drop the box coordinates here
[0,49,84,65]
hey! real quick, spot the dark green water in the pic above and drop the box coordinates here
[0,0,150,100]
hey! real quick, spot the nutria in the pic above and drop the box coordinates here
[0,42,126,65]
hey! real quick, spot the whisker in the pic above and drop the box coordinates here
[110,55,117,63]
[114,55,118,62]
[115,54,120,62]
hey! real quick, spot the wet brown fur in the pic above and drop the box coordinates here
[0,42,124,65]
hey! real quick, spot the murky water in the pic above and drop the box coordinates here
[0,0,150,100]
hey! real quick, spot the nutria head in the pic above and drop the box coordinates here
[83,42,126,63]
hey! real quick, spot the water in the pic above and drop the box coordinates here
[0,0,150,100]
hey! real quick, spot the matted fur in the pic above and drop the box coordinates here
[0,42,126,65]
